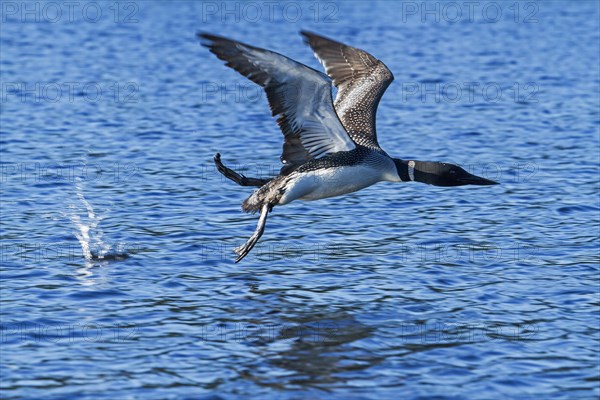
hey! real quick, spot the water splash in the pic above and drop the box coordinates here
[63,174,116,262]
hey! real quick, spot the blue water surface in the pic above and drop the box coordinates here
[1,1,599,399]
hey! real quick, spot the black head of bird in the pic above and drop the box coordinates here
[394,159,499,186]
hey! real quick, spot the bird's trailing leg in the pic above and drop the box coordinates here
[234,204,270,263]
[214,153,272,187]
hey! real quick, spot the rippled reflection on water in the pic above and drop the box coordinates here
[1,1,599,399]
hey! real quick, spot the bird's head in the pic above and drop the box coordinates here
[394,159,499,186]
[430,162,498,186]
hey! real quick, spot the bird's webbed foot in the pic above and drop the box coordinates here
[234,204,270,262]
[214,153,272,187]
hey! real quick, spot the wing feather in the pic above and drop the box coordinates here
[199,33,356,173]
[301,31,394,149]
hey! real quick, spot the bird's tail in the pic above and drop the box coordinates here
[241,175,287,213]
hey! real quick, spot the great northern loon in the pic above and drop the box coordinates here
[199,31,498,262]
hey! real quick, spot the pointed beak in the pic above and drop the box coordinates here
[458,173,499,186]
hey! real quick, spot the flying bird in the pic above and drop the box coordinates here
[199,31,498,262]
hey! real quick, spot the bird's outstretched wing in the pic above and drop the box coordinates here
[301,31,394,149]
[199,33,356,173]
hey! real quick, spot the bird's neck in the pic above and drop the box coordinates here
[393,158,443,184]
